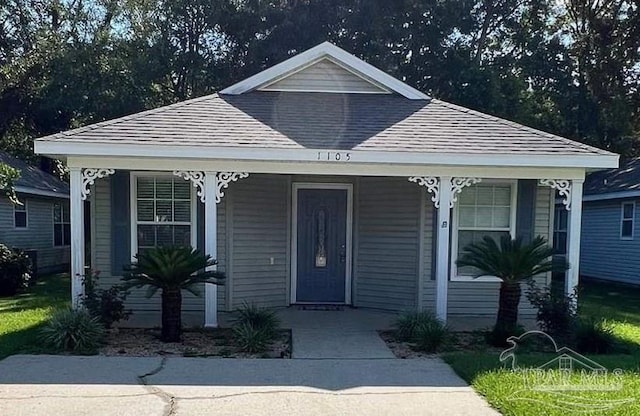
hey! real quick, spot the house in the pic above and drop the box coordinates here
[573,158,640,285]
[0,151,70,275]
[33,42,618,327]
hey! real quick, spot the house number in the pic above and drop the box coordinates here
[317,151,352,161]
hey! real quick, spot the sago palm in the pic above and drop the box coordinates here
[122,246,225,342]
[456,235,564,331]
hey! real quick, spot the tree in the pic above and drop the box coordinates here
[122,246,225,342]
[0,163,20,204]
[456,235,565,332]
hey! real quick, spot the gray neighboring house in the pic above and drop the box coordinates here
[33,42,617,327]
[0,151,70,275]
[577,158,640,285]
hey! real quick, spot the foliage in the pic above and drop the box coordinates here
[412,318,449,353]
[394,311,440,342]
[485,323,525,348]
[40,308,105,354]
[81,270,130,329]
[232,322,273,354]
[233,303,280,337]
[572,318,616,355]
[122,246,225,342]
[457,235,564,330]
[0,163,20,204]
[0,243,32,297]
[525,280,578,338]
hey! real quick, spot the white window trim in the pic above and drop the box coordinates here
[13,200,28,229]
[450,180,518,282]
[130,171,198,260]
[620,201,635,240]
[52,201,71,247]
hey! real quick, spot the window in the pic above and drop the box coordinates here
[133,175,194,255]
[453,183,516,278]
[53,201,71,246]
[621,202,635,240]
[553,207,568,254]
[14,201,27,228]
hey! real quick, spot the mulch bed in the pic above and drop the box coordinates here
[100,328,292,358]
[379,330,503,358]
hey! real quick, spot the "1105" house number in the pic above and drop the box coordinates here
[317,151,352,161]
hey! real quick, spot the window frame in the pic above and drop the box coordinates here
[450,180,518,282]
[52,201,71,247]
[620,201,635,240]
[13,200,28,229]
[553,206,568,255]
[129,172,198,260]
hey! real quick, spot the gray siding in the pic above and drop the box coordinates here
[422,201,436,313]
[581,198,640,284]
[0,195,70,274]
[356,177,420,311]
[260,58,388,93]
[230,174,289,308]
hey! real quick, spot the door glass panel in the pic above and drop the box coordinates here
[315,209,327,267]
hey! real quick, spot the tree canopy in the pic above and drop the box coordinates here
[1,0,638,161]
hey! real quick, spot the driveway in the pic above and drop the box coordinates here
[0,355,499,416]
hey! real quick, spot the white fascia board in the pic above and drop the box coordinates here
[15,186,69,199]
[220,41,429,100]
[35,140,619,170]
[583,191,640,202]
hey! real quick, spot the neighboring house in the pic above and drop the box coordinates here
[577,158,640,285]
[34,42,617,327]
[0,151,70,275]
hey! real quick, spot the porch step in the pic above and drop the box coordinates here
[293,304,345,311]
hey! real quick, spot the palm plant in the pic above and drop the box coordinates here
[122,246,225,342]
[456,235,565,332]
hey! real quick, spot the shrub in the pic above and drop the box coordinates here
[232,322,272,353]
[81,270,130,328]
[40,308,105,354]
[234,303,280,337]
[526,280,577,338]
[0,244,31,297]
[394,311,440,342]
[412,319,449,353]
[573,318,616,354]
[486,323,525,347]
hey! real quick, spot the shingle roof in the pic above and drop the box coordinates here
[584,158,640,196]
[0,151,69,196]
[37,92,611,157]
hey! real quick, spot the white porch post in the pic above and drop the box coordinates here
[204,171,218,328]
[566,179,584,297]
[436,176,452,322]
[69,167,85,308]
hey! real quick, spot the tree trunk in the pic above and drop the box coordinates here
[496,280,521,329]
[161,288,182,342]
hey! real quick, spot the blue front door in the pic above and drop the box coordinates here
[296,189,347,303]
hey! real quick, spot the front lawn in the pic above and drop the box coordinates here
[0,274,70,359]
[443,279,640,416]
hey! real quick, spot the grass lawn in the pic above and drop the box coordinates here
[443,279,640,416]
[0,274,70,360]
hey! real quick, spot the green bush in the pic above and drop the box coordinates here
[232,322,272,353]
[486,323,525,347]
[394,311,440,341]
[573,318,615,354]
[0,244,32,297]
[412,319,449,353]
[526,280,577,338]
[40,308,105,354]
[81,270,130,328]
[234,303,280,337]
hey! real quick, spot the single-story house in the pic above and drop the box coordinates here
[34,42,618,327]
[0,151,71,275]
[573,158,640,285]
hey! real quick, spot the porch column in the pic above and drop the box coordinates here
[566,179,584,296]
[435,176,452,322]
[69,167,85,308]
[204,171,218,328]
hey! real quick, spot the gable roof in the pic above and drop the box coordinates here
[584,157,640,201]
[0,151,69,198]
[220,42,429,99]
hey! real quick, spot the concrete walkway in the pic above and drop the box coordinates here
[277,308,396,358]
[0,355,500,416]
